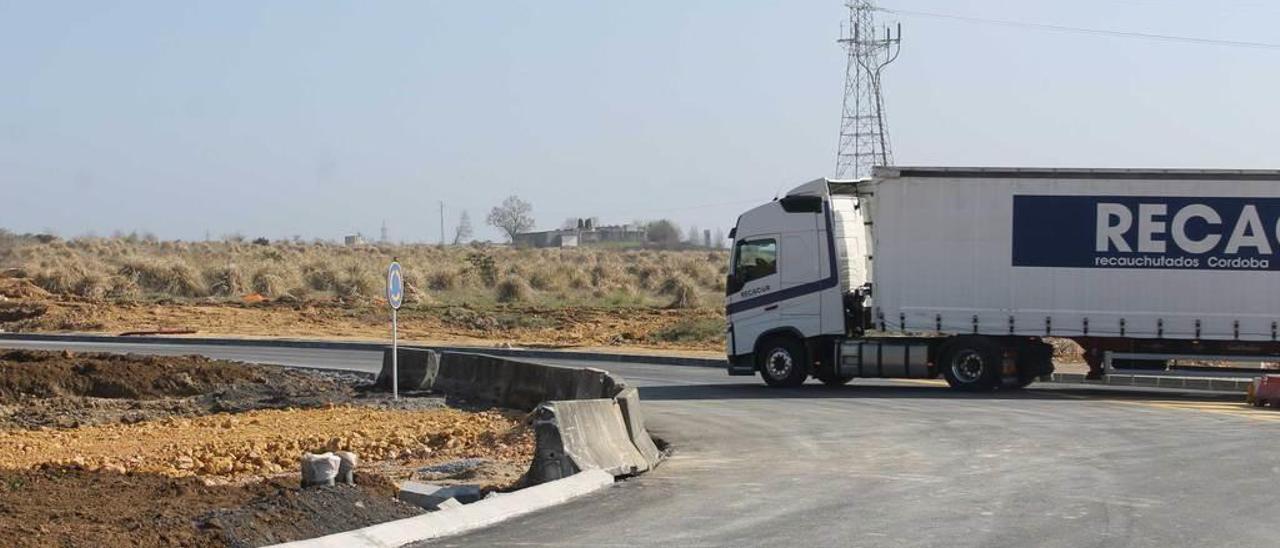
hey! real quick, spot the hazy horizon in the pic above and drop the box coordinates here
[4,0,1277,242]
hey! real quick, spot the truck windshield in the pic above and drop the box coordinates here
[733,239,777,284]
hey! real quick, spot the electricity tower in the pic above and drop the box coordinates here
[834,1,901,180]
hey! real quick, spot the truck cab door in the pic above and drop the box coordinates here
[726,236,781,358]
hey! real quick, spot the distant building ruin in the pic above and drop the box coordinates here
[512,218,646,248]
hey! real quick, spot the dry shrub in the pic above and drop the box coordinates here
[336,264,376,298]
[251,267,288,297]
[73,273,107,300]
[118,259,204,298]
[203,265,244,297]
[589,264,621,288]
[679,261,718,290]
[527,270,559,291]
[427,270,460,291]
[496,275,532,303]
[303,263,340,292]
[33,266,78,295]
[661,275,700,309]
[106,276,140,301]
[635,265,663,290]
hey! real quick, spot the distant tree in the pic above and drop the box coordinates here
[646,219,681,246]
[686,225,701,247]
[252,237,270,246]
[487,196,535,242]
[714,228,727,249]
[562,218,580,230]
[453,210,474,245]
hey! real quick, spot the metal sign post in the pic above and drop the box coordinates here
[387,260,404,400]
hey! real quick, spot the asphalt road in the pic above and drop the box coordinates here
[2,340,1277,547]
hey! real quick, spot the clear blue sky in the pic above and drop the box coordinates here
[2,1,1277,242]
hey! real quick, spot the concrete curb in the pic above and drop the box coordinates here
[0,332,727,368]
[266,469,614,548]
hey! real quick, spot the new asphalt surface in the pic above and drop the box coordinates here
[2,339,1276,547]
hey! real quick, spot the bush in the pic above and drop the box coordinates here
[427,270,460,291]
[660,275,700,308]
[106,276,139,301]
[527,270,559,291]
[467,253,498,287]
[118,259,204,297]
[251,267,288,297]
[73,273,107,299]
[336,263,376,298]
[203,265,245,296]
[303,263,340,292]
[495,275,532,303]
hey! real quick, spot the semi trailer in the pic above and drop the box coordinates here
[725,167,1280,390]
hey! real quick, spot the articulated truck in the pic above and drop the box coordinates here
[726,167,1280,390]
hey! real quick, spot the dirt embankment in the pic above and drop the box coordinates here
[1,273,726,352]
[0,349,356,430]
[0,350,534,547]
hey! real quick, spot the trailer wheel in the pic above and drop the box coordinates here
[757,335,809,388]
[940,337,1002,391]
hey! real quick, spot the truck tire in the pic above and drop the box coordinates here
[757,335,809,387]
[940,337,1003,391]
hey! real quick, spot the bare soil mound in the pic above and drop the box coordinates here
[0,468,420,548]
[196,473,421,548]
[0,351,534,547]
[0,350,357,429]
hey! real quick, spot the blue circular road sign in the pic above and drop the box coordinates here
[387,261,404,309]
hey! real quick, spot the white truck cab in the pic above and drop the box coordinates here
[726,174,1053,390]
[726,179,879,385]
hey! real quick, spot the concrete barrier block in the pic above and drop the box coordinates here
[435,352,627,411]
[376,348,440,391]
[526,399,649,484]
[397,482,483,510]
[614,386,662,469]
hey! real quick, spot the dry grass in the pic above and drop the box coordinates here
[5,235,730,310]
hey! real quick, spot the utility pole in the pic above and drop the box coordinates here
[835,1,901,180]
[439,201,445,245]
[380,219,388,243]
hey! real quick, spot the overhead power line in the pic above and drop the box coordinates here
[881,7,1280,50]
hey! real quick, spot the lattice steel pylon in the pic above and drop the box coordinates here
[834,1,901,180]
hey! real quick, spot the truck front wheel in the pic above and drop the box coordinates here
[757,335,809,387]
[940,337,1002,391]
